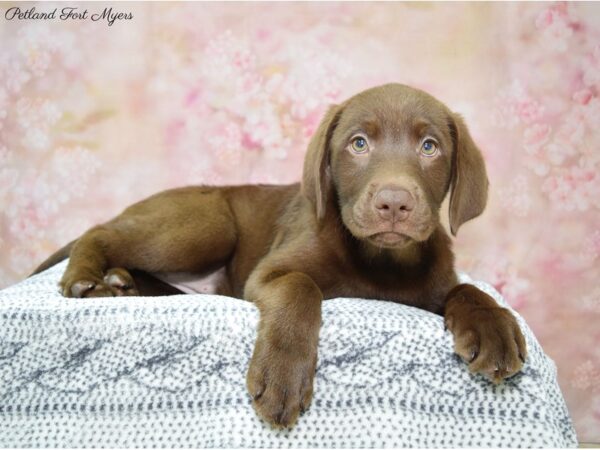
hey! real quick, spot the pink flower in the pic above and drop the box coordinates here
[468,252,532,310]
[255,28,271,42]
[302,108,324,138]
[0,87,7,122]
[580,287,600,314]
[556,107,586,147]
[583,46,600,88]
[544,139,577,166]
[2,59,31,94]
[516,99,545,124]
[209,122,244,163]
[573,88,593,105]
[498,275,531,310]
[542,166,600,211]
[523,123,552,151]
[586,229,600,261]
[498,175,532,217]
[535,2,575,52]
[241,132,262,151]
[184,88,201,108]
[493,81,545,127]
[535,2,570,29]
[0,167,18,198]
[572,360,600,392]
[581,98,600,130]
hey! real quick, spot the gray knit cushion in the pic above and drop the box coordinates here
[0,260,577,447]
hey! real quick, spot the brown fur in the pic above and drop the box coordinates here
[32,84,526,428]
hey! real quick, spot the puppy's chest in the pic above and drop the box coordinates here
[320,268,444,313]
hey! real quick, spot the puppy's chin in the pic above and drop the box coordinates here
[366,232,412,249]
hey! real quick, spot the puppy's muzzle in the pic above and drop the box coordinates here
[373,185,415,222]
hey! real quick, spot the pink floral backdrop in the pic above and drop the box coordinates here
[1,1,599,441]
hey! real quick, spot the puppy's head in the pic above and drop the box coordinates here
[302,83,488,249]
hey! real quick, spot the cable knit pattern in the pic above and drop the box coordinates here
[0,260,576,447]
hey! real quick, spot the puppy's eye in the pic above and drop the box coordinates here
[350,136,369,154]
[420,139,438,157]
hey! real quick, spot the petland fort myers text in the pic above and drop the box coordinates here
[4,6,133,26]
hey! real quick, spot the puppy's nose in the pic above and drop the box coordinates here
[374,186,415,221]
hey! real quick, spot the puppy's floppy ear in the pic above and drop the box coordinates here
[302,104,344,219]
[448,113,489,236]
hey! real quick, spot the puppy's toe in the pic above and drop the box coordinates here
[452,328,480,364]
[68,280,97,298]
[254,384,303,428]
[64,279,114,298]
[247,345,316,428]
[84,284,116,298]
[104,268,139,296]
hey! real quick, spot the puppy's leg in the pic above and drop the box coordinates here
[444,284,527,383]
[245,271,321,428]
[60,188,237,298]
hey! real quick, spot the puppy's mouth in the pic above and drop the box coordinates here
[345,213,436,246]
[368,232,410,248]
[341,201,437,246]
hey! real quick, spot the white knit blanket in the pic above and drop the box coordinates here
[0,260,577,447]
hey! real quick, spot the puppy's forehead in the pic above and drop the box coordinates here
[338,84,451,135]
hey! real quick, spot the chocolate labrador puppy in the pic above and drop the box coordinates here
[33,83,526,428]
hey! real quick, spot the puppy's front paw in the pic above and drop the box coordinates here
[445,284,527,383]
[247,337,316,428]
